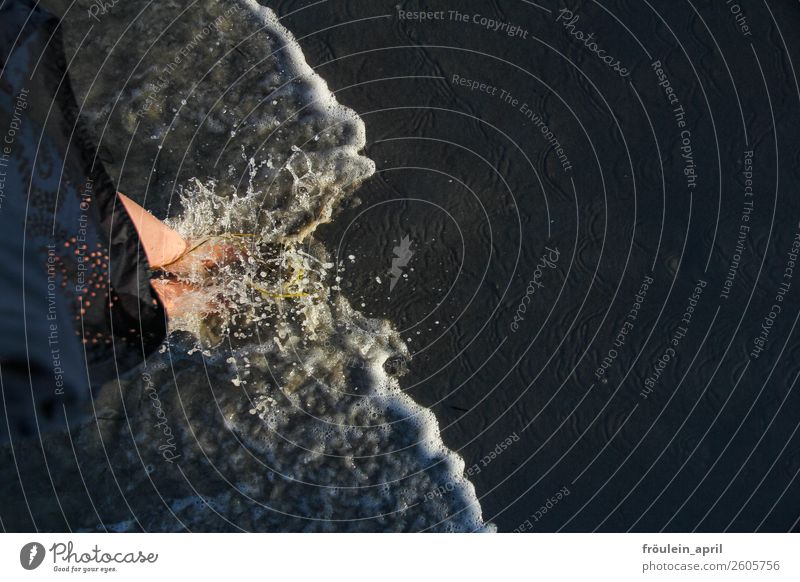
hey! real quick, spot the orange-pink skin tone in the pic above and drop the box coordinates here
[118,192,237,319]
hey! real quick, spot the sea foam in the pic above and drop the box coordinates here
[60,0,492,532]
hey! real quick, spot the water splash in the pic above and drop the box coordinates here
[58,0,493,532]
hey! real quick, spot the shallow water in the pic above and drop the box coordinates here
[4,0,800,533]
[17,0,493,532]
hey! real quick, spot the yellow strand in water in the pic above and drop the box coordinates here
[248,281,310,299]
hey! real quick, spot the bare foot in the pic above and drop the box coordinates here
[159,239,242,280]
[151,278,220,320]
[151,240,243,320]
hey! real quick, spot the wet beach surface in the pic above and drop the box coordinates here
[2,0,800,532]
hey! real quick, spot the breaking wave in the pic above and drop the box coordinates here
[60,0,492,531]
